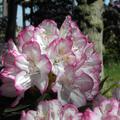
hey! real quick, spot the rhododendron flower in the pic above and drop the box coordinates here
[0,16,101,108]
[20,100,82,120]
[0,40,51,98]
[52,65,94,107]
[82,99,120,120]
[17,25,56,54]
[47,37,75,74]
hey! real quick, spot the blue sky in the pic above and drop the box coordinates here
[17,0,110,27]
[17,5,23,27]
[105,0,110,5]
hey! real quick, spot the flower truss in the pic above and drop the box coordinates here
[0,16,103,119]
[0,16,101,106]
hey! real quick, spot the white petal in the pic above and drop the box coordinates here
[38,19,59,45]
[15,71,31,92]
[22,41,41,62]
[70,89,86,107]
[62,104,78,120]
[58,86,71,105]
[48,100,61,120]
[15,55,29,72]
[60,16,72,38]
[33,73,48,94]
[37,55,51,73]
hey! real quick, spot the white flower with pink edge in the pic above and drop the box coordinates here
[0,40,51,106]
[20,100,82,120]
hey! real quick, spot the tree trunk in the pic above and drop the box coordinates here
[5,0,17,42]
[74,0,104,78]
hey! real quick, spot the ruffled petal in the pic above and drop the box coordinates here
[37,100,61,120]
[38,19,59,45]
[47,38,73,61]
[0,67,20,80]
[56,38,73,55]
[33,27,46,53]
[37,55,52,73]
[85,43,94,58]
[62,104,79,120]
[15,55,29,72]
[22,41,41,62]
[74,72,93,92]
[70,19,87,51]
[47,39,59,59]
[60,16,72,38]
[82,109,98,120]
[18,26,34,43]
[48,100,62,120]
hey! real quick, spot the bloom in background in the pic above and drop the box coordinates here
[82,99,120,120]
[21,99,120,120]
[21,100,82,120]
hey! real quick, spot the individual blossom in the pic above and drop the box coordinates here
[20,99,82,120]
[82,99,120,120]
[17,23,59,54]
[47,37,75,74]
[52,64,94,107]
[0,39,51,104]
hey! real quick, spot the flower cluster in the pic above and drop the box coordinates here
[21,100,82,120]
[0,16,105,119]
[0,16,101,106]
[21,99,120,120]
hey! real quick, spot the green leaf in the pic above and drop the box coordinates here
[4,105,30,113]
[99,76,109,91]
